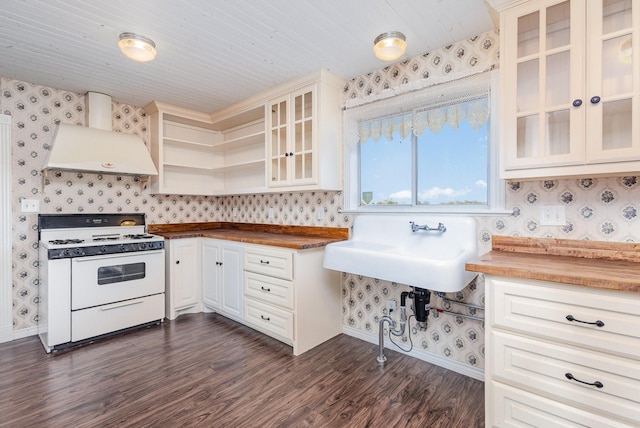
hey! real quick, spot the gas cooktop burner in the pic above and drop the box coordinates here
[124,234,155,240]
[93,236,119,241]
[49,239,85,245]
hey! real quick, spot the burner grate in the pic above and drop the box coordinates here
[49,239,85,245]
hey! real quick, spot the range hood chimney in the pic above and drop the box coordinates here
[42,92,158,176]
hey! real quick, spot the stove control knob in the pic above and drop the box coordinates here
[63,249,71,258]
[140,242,147,250]
[74,248,85,256]
[120,244,126,251]
[101,246,107,253]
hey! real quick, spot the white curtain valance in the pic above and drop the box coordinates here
[346,70,493,147]
[359,97,489,143]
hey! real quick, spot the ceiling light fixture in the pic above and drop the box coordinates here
[118,32,157,62]
[373,31,407,62]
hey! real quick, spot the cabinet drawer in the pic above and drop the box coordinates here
[244,245,293,280]
[492,330,640,424]
[491,382,634,428]
[244,298,293,341]
[489,277,640,360]
[244,272,293,310]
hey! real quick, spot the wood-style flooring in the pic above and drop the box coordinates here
[0,314,484,427]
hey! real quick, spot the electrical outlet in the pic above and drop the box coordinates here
[268,207,274,219]
[540,205,566,226]
[21,198,39,213]
[386,299,397,315]
[232,207,238,217]
[317,208,324,221]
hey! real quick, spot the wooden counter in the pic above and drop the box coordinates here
[465,235,640,293]
[148,222,349,250]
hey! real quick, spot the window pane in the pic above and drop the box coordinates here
[359,133,412,205]
[417,121,488,206]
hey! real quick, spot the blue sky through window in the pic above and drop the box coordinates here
[360,120,488,206]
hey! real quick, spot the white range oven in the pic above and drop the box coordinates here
[38,213,165,353]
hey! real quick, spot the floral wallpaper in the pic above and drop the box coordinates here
[4,28,640,375]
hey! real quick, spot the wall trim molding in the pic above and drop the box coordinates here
[13,326,38,340]
[0,114,12,344]
[342,326,485,382]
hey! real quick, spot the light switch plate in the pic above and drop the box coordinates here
[21,198,39,213]
[540,205,566,226]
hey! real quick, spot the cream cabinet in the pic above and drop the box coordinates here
[243,244,342,355]
[201,238,244,321]
[165,238,201,320]
[145,68,343,196]
[267,69,343,191]
[500,0,640,180]
[485,275,640,427]
[145,101,266,195]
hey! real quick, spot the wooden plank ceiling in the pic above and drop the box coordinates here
[0,0,495,113]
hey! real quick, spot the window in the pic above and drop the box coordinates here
[343,71,503,213]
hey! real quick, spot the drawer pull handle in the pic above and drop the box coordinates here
[260,260,270,265]
[261,286,271,292]
[565,372,603,389]
[260,315,271,321]
[566,314,604,327]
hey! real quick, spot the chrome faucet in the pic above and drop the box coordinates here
[410,221,446,233]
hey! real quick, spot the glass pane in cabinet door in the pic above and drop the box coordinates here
[603,99,632,149]
[294,154,303,180]
[304,120,312,151]
[546,51,570,107]
[295,123,303,152]
[602,34,633,97]
[517,115,540,158]
[271,129,279,157]
[279,101,287,126]
[295,95,302,122]
[546,110,570,155]
[603,0,632,35]
[518,11,539,58]
[271,103,278,126]
[546,1,570,50]
[304,91,313,118]
[517,59,539,112]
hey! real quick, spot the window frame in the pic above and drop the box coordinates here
[342,70,507,215]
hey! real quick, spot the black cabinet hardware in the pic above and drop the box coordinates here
[566,314,604,327]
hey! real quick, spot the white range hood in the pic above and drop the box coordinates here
[42,92,158,176]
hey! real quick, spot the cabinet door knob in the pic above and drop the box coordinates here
[284,152,289,157]
[289,152,294,156]
[590,96,601,104]
[175,260,180,264]
[572,99,582,107]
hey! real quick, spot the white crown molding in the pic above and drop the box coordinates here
[485,0,531,13]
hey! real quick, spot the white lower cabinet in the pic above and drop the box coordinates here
[165,238,201,320]
[201,238,243,321]
[165,237,340,355]
[485,275,640,427]
[243,244,341,355]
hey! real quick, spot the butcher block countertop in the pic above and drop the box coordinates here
[148,222,349,250]
[465,235,640,293]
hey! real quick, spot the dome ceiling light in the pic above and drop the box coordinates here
[118,32,157,62]
[373,31,407,62]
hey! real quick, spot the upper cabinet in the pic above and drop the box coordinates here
[145,68,344,196]
[500,0,640,180]
[268,72,343,190]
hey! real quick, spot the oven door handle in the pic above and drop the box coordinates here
[73,249,164,262]
[100,299,145,311]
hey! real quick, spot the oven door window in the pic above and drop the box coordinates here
[97,262,146,285]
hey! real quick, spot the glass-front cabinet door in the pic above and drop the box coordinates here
[267,84,317,187]
[586,0,640,163]
[268,95,289,186]
[291,87,315,184]
[503,0,585,170]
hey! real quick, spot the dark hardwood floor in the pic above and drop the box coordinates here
[0,314,484,427]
